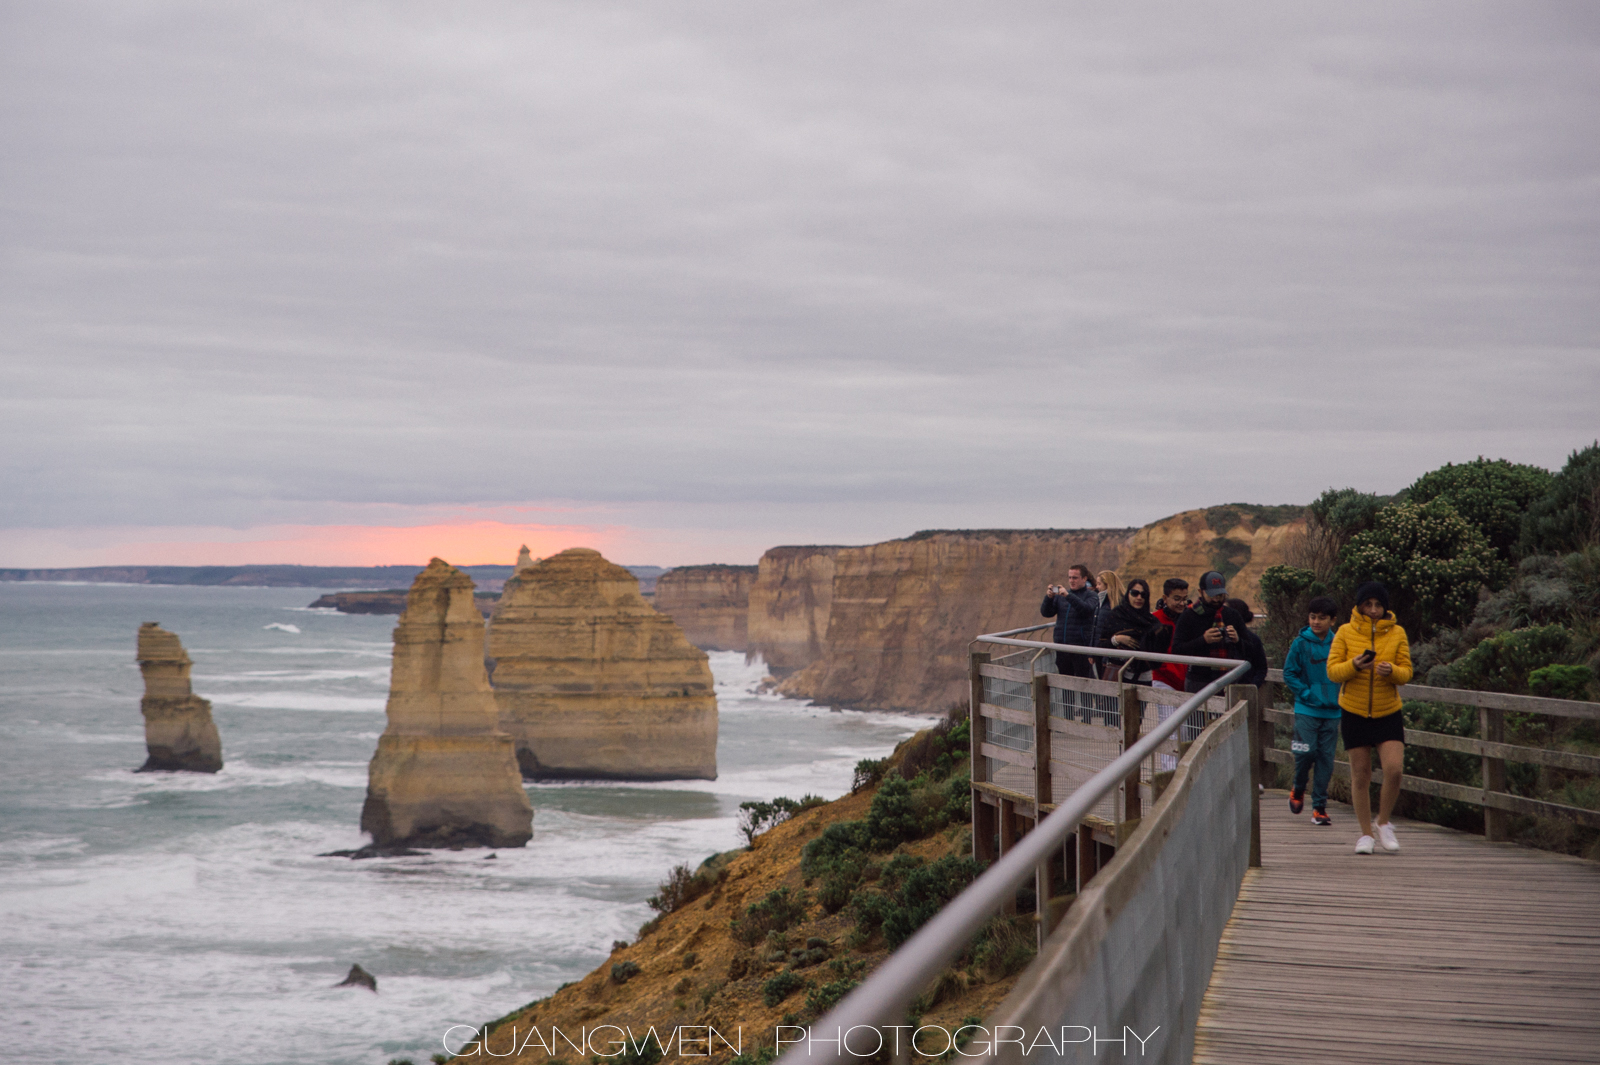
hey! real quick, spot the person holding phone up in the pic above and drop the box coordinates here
[1326,581,1414,855]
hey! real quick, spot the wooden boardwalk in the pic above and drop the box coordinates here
[1193,789,1600,1064]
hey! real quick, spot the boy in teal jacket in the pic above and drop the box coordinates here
[1283,596,1341,825]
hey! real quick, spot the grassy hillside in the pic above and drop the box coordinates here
[431,718,1037,1065]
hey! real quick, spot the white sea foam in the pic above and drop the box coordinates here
[206,691,387,712]
[0,589,917,1065]
[263,622,302,634]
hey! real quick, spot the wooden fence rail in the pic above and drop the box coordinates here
[1260,668,1600,835]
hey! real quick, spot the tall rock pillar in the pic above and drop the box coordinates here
[361,559,534,849]
[490,547,718,781]
[135,623,223,773]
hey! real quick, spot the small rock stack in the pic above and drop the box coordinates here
[135,623,223,773]
[360,559,533,850]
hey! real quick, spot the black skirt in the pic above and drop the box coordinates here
[1341,709,1404,750]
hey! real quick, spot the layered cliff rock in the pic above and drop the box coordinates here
[360,559,533,850]
[653,565,758,651]
[1117,504,1306,609]
[488,547,717,781]
[135,623,223,773]
[777,530,1133,712]
[746,546,841,675]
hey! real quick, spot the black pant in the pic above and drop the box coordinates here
[1055,651,1096,679]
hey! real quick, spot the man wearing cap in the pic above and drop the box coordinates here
[1171,570,1250,694]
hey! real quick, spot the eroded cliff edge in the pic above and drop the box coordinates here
[768,506,1304,713]
[360,559,533,850]
[489,547,718,781]
[654,565,758,652]
[135,622,223,773]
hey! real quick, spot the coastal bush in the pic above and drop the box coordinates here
[1520,443,1600,557]
[731,886,811,946]
[968,915,1036,979]
[648,863,713,914]
[596,1037,663,1065]
[1407,457,1554,562]
[610,960,641,985]
[852,758,888,793]
[1337,499,1508,636]
[803,977,860,1017]
[738,796,826,845]
[1529,664,1596,701]
[848,854,985,948]
[680,951,698,969]
[1446,625,1572,694]
[761,969,808,1007]
[729,1049,778,1065]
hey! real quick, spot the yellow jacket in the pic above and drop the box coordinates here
[1326,606,1413,718]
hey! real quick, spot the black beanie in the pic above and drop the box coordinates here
[1354,581,1390,612]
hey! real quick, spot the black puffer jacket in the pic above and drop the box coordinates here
[1041,586,1099,649]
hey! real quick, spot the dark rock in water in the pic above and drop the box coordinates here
[484,852,497,859]
[318,844,428,860]
[336,963,377,991]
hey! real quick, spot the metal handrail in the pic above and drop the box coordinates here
[776,635,1249,1065]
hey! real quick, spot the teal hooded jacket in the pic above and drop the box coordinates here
[1282,625,1341,719]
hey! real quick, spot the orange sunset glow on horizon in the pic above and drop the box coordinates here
[0,521,633,569]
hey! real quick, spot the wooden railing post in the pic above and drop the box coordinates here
[1481,706,1508,841]
[1033,672,1051,807]
[1121,682,1142,824]
[969,651,991,863]
[1233,684,1263,869]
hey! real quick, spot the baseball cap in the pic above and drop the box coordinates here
[1199,571,1227,597]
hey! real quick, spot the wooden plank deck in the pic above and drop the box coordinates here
[1193,789,1600,1064]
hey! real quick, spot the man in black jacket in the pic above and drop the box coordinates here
[1041,564,1099,678]
[1172,570,1249,693]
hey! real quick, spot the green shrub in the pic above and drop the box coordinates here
[1408,457,1554,562]
[1337,498,1510,636]
[1529,663,1596,701]
[761,969,808,1007]
[816,859,863,914]
[804,977,860,1017]
[729,1049,778,1065]
[852,758,888,792]
[648,862,723,914]
[864,773,923,849]
[969,915,1036,978]
[880,856,985,948]
[594,1037,664,1065]
[738,796,826,845]
[432,1056,449,1065]
[610,960,641,984]
[1447,625,1572,694]
[1521,443,1600,556]
[731,886,810,946]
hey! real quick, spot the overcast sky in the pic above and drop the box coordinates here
[3,2,1597,566]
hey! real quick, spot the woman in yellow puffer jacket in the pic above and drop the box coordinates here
[1326,581,1413,855]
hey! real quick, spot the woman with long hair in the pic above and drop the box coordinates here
[1099,577,1156,683]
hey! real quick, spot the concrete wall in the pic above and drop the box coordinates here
[981,703,1252,1065]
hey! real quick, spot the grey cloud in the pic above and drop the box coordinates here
[2,1,1597,536]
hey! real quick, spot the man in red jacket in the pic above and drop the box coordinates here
[1145,578,1191,691]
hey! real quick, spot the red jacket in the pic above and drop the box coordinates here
[1148,607,1188,689]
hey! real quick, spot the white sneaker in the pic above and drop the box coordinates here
[1355,835,1375,854]
[1377,823,1399,852]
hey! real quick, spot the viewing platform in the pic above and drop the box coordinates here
[782,625,1600,1065]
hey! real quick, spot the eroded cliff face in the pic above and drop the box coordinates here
[653,565,758,652]
[135,623,223,773]
[361,559,533,850]
[489,547,717,781]
[778,530,1133,712]
[1118,504,1306,609]
[746,546,840,675]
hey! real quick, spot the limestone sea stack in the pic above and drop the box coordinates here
[489,547,717,781]
[360,559,533,850]
[135,623,223,773]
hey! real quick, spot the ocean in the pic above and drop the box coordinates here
[0,583,924,1065]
